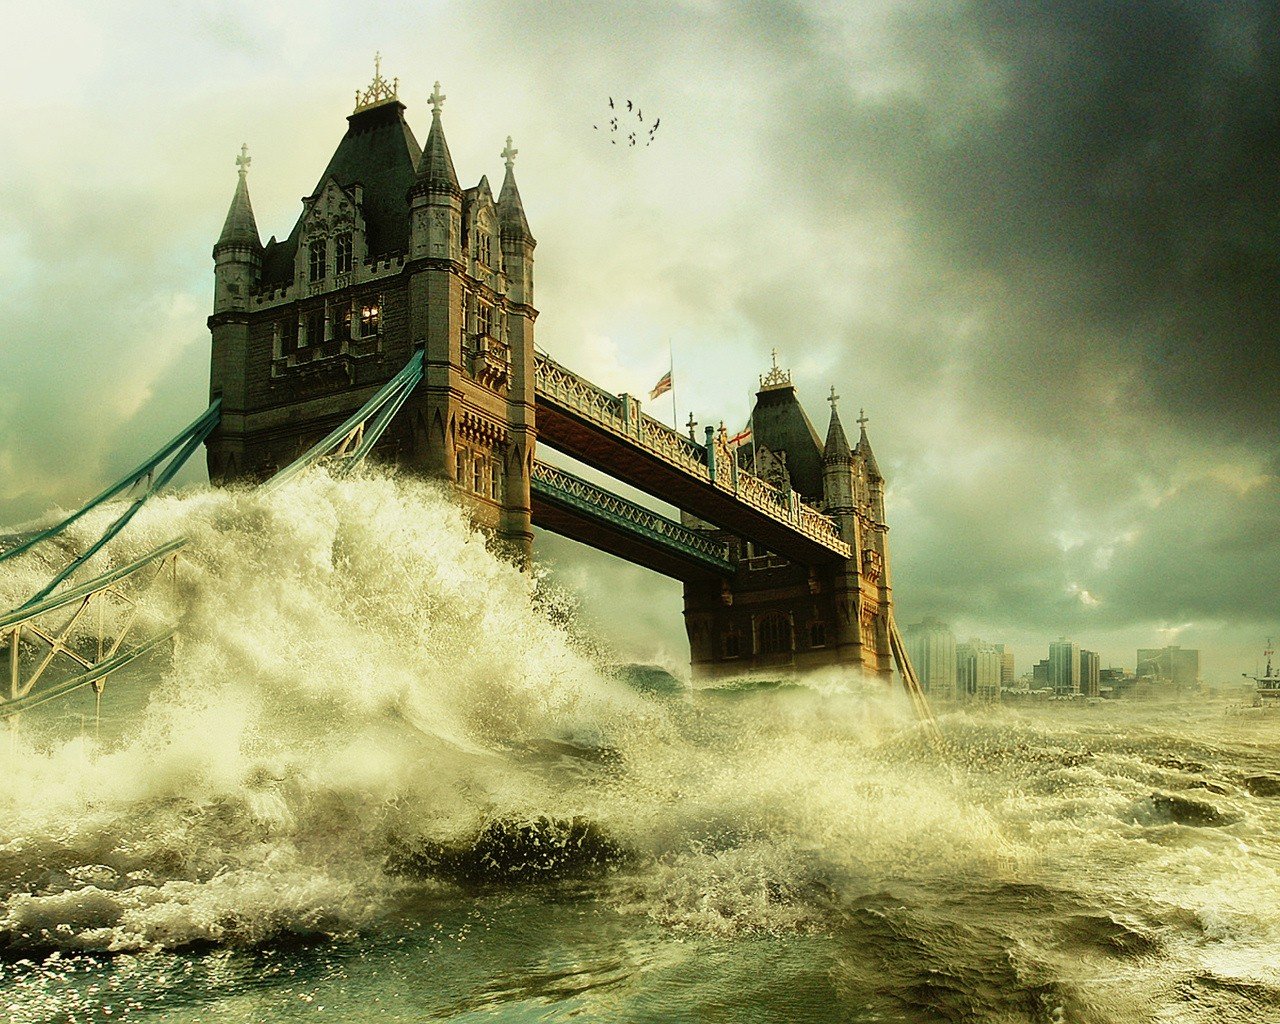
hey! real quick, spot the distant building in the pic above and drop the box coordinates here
[996,644,1015,690]
[1099,666,1131,698]
[956,638,1002,701]
[1033,659,1050,687]
[1137,646,1200,690]
[1048,638,1081,696]
[1080,649,1100,697]
[904,618,956,699]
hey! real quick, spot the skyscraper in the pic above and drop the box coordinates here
[957,638,1003,701]
[904,618,956,699]
[1048,638,1081,696]
[1136,646,1201,690]
[1079,649,1100,698]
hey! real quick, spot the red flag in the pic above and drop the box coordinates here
[728,425,752,448]
[648,370,673,401]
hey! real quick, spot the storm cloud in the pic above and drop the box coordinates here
[1,0,1276,678]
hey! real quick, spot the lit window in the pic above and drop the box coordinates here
[335,233,353,275]
[360,301,381,337]
[339,305,353,340]
[308,240,326,282]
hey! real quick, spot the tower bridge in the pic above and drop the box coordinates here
[206,65,898,680]
[0,65,941,730]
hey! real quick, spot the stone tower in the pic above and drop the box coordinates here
[205,62,538,559]
[681,357,894,678]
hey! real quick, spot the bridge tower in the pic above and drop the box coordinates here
[682,358,894,679]
[205,61,537,559]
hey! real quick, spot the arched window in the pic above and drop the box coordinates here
[722,630,741,659]
[809,621,827,648]
[757,613,791,655]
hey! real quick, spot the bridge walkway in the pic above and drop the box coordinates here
[533,353,852,566]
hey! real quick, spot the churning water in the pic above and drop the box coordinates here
[1,471,1278,1023]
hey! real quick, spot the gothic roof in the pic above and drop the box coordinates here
[416,105,459,193]
[749,384,825,502]
[858,421,883,481]
[823,403,853,463]
[260,101,422,286]
[215,164,261,253]
[498,161,534,243]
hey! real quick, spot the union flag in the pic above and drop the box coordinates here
[648,370,673,401]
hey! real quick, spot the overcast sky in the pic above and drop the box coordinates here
[2,0,1277,681]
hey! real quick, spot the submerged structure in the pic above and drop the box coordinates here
[206,62,898,680]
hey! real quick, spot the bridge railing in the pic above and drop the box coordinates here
[533,351,852,558]
[531,461,731,568]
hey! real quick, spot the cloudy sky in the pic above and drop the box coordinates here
[2,0,1277,681]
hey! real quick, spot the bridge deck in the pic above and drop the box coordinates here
[534,354,852,566]
[530,461,732,581]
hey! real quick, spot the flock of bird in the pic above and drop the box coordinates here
[594,97,660,147]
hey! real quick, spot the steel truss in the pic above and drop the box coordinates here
[532,460,734,575]
[268,349,424,489]
[0,539,183,719]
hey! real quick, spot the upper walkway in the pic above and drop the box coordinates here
[532,352,852,565]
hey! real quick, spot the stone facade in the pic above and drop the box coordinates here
[207,75,537,559]
[682,364,895,680]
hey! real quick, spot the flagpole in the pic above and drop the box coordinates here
[749,386,759,477]
[668,338,677,429]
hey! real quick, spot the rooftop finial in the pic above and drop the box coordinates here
[857,408,869,429]
[354,52,399,112]
[501,136,518,170]
[235,143,251,178]
[429,80,447,118]
[828,385,840,408]
[759,347,792,390]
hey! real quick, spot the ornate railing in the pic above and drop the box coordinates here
[531,461,732,572]
[533,352,851,559]
[534,353,628,429]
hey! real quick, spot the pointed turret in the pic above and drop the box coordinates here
[214,144,262,254]
[857,410,883,482]
[823,388,853,464]
[212,144,262,315]
[822,387,855,537]
[497,136,535,244]
[416,81,460,194]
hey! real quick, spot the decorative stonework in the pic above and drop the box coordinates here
[759,348,793,390]
[354,52,399,113]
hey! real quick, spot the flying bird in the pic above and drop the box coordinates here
[597,98,660,148]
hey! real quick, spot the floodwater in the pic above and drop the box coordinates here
[1,471,1277,1023]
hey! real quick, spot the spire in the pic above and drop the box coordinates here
[416,81,459,193]
[215,144,262,253]
[823,386,852,462]
[856,408,883,481]
[497,135,534,242]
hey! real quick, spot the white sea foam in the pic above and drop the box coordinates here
[2,464,1279,1011]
